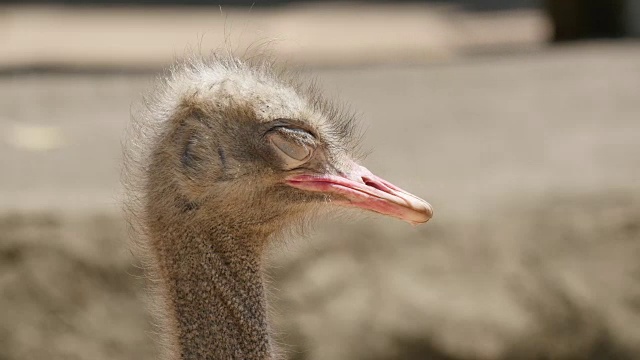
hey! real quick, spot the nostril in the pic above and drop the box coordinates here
[362,177,387,192]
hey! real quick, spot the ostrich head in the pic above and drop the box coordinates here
[142,58,433,245]
[147,60,432,245]
[126,56,434,359]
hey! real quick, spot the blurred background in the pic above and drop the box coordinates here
[1,1,639,359]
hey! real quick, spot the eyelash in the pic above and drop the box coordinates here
[268,119,317,138]
[274,126,311,136]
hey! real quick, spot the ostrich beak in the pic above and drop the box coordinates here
[285,164,433,225]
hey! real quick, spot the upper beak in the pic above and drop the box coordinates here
[285,164,433,225]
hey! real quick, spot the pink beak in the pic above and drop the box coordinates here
[285,165,433,225]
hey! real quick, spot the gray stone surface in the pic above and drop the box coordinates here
[1,43,639,215]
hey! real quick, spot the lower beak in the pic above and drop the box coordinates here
[285,165,433,225]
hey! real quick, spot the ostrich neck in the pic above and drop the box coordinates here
[157,223,273,360]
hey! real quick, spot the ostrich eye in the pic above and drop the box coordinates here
[266,127,314,170]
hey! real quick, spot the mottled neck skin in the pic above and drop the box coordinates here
[153,218,273,360]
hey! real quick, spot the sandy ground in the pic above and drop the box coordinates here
[1,42,640,359]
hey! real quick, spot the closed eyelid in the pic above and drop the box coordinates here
[268,132,312,161]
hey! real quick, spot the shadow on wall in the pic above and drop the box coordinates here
[0,0,538,9]
[545,0,640,40]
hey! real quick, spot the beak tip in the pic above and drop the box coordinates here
[425,203,434,219]
[414,202,434,225]
[406,199,433,225]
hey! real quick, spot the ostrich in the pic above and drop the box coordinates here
[124,55,433,360]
